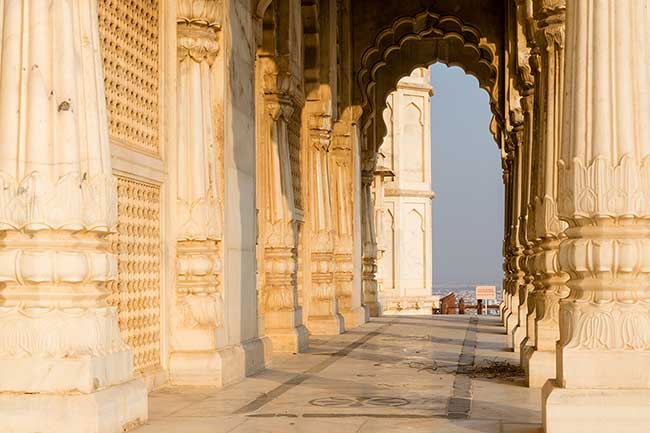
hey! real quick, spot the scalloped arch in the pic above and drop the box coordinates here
[356,10,501,157]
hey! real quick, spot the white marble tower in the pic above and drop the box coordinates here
[375,68,438,315]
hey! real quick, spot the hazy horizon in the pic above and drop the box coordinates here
[429,63,504,289]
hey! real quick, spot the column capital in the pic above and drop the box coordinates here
[361,170,375,187]
[331,120,354,156]
[533,0,566,21]
[263,94,295,122]
[534,3,565,53]
[177,1,222,64]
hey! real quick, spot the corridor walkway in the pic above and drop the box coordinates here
[140,316,541,433]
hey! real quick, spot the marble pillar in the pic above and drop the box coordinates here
[523,0,569,388]
[170,0,246,385]
[306,114,345,335]
[513,90,536,354]
[0,1,147,431]
[362,169,382,317]
[505,115,525,338]
[257,61,309,352]
[332,120,367,327]
[501,154,514,325]
[543,1,650,431]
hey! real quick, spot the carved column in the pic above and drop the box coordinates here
[362,168,382,316]
[501,152,514,324]
[306,113,345,335]
[332,121,367,327]
[543,1,650,431]
[515,2,540,361]
[0,1,147,431]
[505,114,526,337]
[513,90,536,353]
[257,61,309,352]
[523,0,569,388]
[170,0,234,385]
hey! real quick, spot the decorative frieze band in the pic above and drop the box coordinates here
[558,155,650,222]
[561,302,650,351]
[0,172,117,232]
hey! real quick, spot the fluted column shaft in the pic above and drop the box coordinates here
[0,1,146,431]
[514,91,536,353]
[361,168,381,316]
[522,0,569,388]
[255,58,309,352]
[544,1,650,431]
[505,119,526,337]
[501,153,514,324]
[305,114,345,335]
[331,120,366,327]
[170,0,233,384]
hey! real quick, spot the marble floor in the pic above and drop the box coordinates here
[139,315,542,433]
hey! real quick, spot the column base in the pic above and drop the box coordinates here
[266,325,310,353]
[308,313,345,335]
[364,301,382,317]
[525,350,556,388]
[341,306,368,329]
[0,348,134,393]
[139,367,169,391]
[170,336,272,387]
[242,336,273,375]
[501,306,510,326]
[520,339,535,372]
[543,380,650,433]
[511,324,526,352]
[505,311,518,335]
[170,345,246,387]
[0,379,147,433]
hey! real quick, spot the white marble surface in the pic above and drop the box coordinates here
[137,315,541,433]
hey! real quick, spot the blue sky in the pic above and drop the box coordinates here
[429,63,504,287]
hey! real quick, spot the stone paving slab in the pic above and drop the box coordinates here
[139,315,541,433]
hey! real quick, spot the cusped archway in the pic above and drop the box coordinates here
[353,9,503,168]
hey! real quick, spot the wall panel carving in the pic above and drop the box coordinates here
[99,0,160,156]
[108,176,162,373]
[404,208,425,286]
[382,209,395,289]
[402,101,424,182]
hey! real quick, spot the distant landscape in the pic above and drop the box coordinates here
[431,283,502,309]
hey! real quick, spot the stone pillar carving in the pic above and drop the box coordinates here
[257,61,309,352]
[362,168,382,317]
[0,1,147,431]
[543,1,650,430]
[170,0,234,385]
[513,90,536,354]
[512,1,537,354]
[306,113,345,335]
[501,153,514,324]
[332,121,367,327]
[523,0,569,388]
[505,113,526,337]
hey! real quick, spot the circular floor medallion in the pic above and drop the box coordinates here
[309,397,359,408]
[364,397,410,407]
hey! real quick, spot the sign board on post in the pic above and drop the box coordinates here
[475,285,496,300]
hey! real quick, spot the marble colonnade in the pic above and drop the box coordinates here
[0,1,648,432]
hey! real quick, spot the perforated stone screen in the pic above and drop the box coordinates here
[98,0,160,156]
[108,176,162,373]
